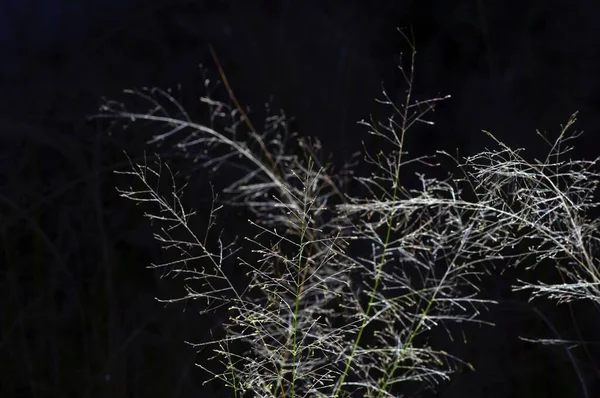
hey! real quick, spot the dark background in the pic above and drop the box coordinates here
[1,1,600,397]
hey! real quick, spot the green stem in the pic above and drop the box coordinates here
[333,124,406,398]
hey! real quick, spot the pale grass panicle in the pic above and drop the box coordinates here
[98,37,600,397]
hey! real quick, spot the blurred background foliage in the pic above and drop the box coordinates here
[1,0,599,397]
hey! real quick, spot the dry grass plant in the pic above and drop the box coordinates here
[97,35,600,397]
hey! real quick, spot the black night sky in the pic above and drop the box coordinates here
[1,1,600,397]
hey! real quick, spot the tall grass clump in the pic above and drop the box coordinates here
[97,37,600,396]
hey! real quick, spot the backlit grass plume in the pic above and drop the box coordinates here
[97,36,599,397]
